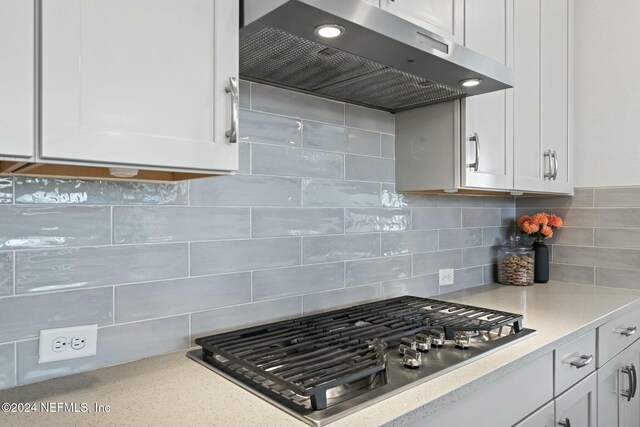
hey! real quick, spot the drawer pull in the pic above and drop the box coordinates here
[621,326,637,337]
[558,418,571,427]
[570,354,593,369]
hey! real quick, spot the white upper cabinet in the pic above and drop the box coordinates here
[0,0,34,159]
[461,0,514,191]
[513,0,573,194]
[380,0,464,44]
[39,0,238,174]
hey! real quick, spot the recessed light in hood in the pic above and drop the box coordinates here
[314,23,345,38]
[459,78,483,87]
[241,0,513,112]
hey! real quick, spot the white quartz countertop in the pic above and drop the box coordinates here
[2,282,640,427]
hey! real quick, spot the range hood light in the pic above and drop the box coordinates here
[314,24,345,38]
[459,78,483,87]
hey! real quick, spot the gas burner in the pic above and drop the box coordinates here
[190,295,534,426]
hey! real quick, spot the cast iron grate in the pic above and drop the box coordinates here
[195,296,524,411]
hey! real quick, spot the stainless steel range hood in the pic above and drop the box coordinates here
[241,0,513,113]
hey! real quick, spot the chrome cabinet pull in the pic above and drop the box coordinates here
[552,151,559,180]
[225,77,239,143]
[622,365,635,401]
[570,354,593,369]
[468,132,480,172]
[558,418,571,427]
[544,150,553,179]
[632,364,637,398]
[621,326,637,337]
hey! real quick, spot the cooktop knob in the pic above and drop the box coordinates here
[415,333,432,352]
[399,337,417,355]
[402,348,422,369]
[427,329,445,347]
[454,331,471,349]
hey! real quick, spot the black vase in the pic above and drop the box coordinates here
[533,241,549,283]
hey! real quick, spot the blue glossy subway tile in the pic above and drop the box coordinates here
[302,284,380,315]
[412,208,461,230]
[345,155,394,183]
[239,109,301,147]
[14,178,188,205]
[113,206,249,243]
[239,79,250,109]
[346,255,411,286]
[381,274,439,298]
[381,184,437,208]
[252,263,344,301]
[381,230,438,256]
[252,144,344,179]
[345,208,411,233]
[0,343,15,389]
[302,179,380,207]
[0,252,12,297]
[345,104,394,134]
[413,250,463,276]
[303,233,380,264]
[251,207,343,237]
[462,208,502,227]
[0,206,110,249]
[190,238,301,276]
[115,273,251,323]
[0,288,113,342]
[191,297,302,339]
[439,228,482,250]
[0,178,12,204]
[251,83,344,125]
[16,244,188,294]
[380,134,394,159]
[17,315,189,385]
[190,175,301,207]
[303,122,380,156]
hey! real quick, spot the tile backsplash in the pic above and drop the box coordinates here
[517,187,640,289]
[0,81,514,389]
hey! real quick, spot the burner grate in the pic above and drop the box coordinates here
[195,296,524,411]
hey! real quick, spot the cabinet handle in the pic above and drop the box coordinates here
[225,77,239,143]
[570,354,593,369]
[544,150,553,179]
[558,418,571,427]
[622,365,635,401]
[621,326,637,337]
[468,132,480,172]
[632,364,637,398]
[552,151,559,180]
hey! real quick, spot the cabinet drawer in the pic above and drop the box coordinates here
[514,401,555,427]
[598,306,640,367]
[555,330,596,395]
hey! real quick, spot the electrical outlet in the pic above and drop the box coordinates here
[39,324,98,364]
[439,269,455,286]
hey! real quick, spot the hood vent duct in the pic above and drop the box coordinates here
[241,0,513,113]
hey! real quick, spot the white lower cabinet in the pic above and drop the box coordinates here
[514,401,555,427]
[598,339,640,427]
[556,372,598,427]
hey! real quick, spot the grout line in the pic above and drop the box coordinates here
[14,342,17,386]
[12,251,16,296]
[112,286,116,325]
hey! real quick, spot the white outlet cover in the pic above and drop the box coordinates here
[38,324,98,364]
[439,268,455,286]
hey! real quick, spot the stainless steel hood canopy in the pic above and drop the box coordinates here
[241,0,514,113]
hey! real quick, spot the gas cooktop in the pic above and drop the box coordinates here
[188,296,536,426]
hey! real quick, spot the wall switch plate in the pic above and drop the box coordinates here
[38,324,98,364]
[439,269,455,286]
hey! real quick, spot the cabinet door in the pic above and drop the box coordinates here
[461,0,513,190]
[556,372,597,427]
[598,347,628,427]
[512,0,545,192]
[0,0,34,159]
[622,340,640,427]
[514,401,555,427]
[40,0,238,172]
[380,0,464,44]
[540,0,572,193]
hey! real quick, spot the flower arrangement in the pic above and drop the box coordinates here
[517,212,564,243]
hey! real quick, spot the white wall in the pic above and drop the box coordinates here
[573,0,640,187]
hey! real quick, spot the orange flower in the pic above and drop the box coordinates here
[548,214,564,228]
[518,215,531,228]
[541,225,554,238]
[521,221,539,234]
[531,213,549,226]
